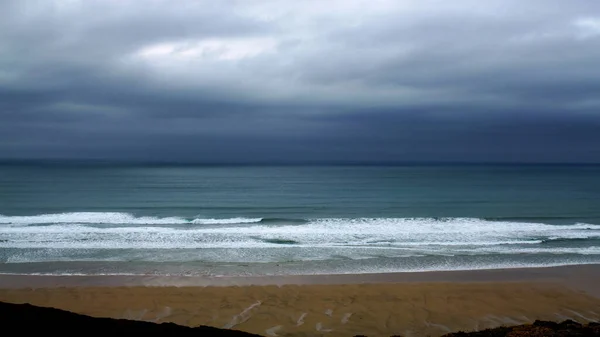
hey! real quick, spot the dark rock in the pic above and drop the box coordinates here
[533,319,582,329]
[443,320,600,337]
[441,326,512,337]
[0,301,261,336]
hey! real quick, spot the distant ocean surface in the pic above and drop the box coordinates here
[1,163,600,276]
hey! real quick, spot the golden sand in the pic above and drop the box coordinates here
[1,282,599,337]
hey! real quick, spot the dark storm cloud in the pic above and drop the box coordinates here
[1,0,600,163]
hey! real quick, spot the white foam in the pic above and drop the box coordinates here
[472,246,600,255]
[0,212,262,226]
[191,217,262,225]
[0,212,186,225]
[0,216,599,253]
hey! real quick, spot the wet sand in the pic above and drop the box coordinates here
[1,265,599,337]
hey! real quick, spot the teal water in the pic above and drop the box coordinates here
[1,164,600,275]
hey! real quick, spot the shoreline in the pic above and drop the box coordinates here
[1,264,599,297]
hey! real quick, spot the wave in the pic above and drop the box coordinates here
[541,237,599,244]
[191,217,263,225]
[0,212,262,226]
[471,246,600,255]
[484,216,580,221]
[259,238,300,245]
[259,218,308,225]
[1,215,599,252]
[3,212,599,229]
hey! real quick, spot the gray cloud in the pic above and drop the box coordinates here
[1,0,599,163]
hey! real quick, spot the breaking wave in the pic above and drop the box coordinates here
[0,212,262,226]
[1,213,599,253]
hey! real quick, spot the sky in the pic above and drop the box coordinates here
[1,0,600,164]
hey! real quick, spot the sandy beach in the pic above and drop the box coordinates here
[1,265,600,336]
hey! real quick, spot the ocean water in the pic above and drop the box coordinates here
[1,163,600,276]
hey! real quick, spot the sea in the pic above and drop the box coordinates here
[1,163,599,276]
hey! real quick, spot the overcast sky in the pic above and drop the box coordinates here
[1,0,600,163]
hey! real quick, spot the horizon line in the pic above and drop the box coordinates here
[1,159,599,167]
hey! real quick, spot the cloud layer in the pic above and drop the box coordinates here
[1,0,599,163]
